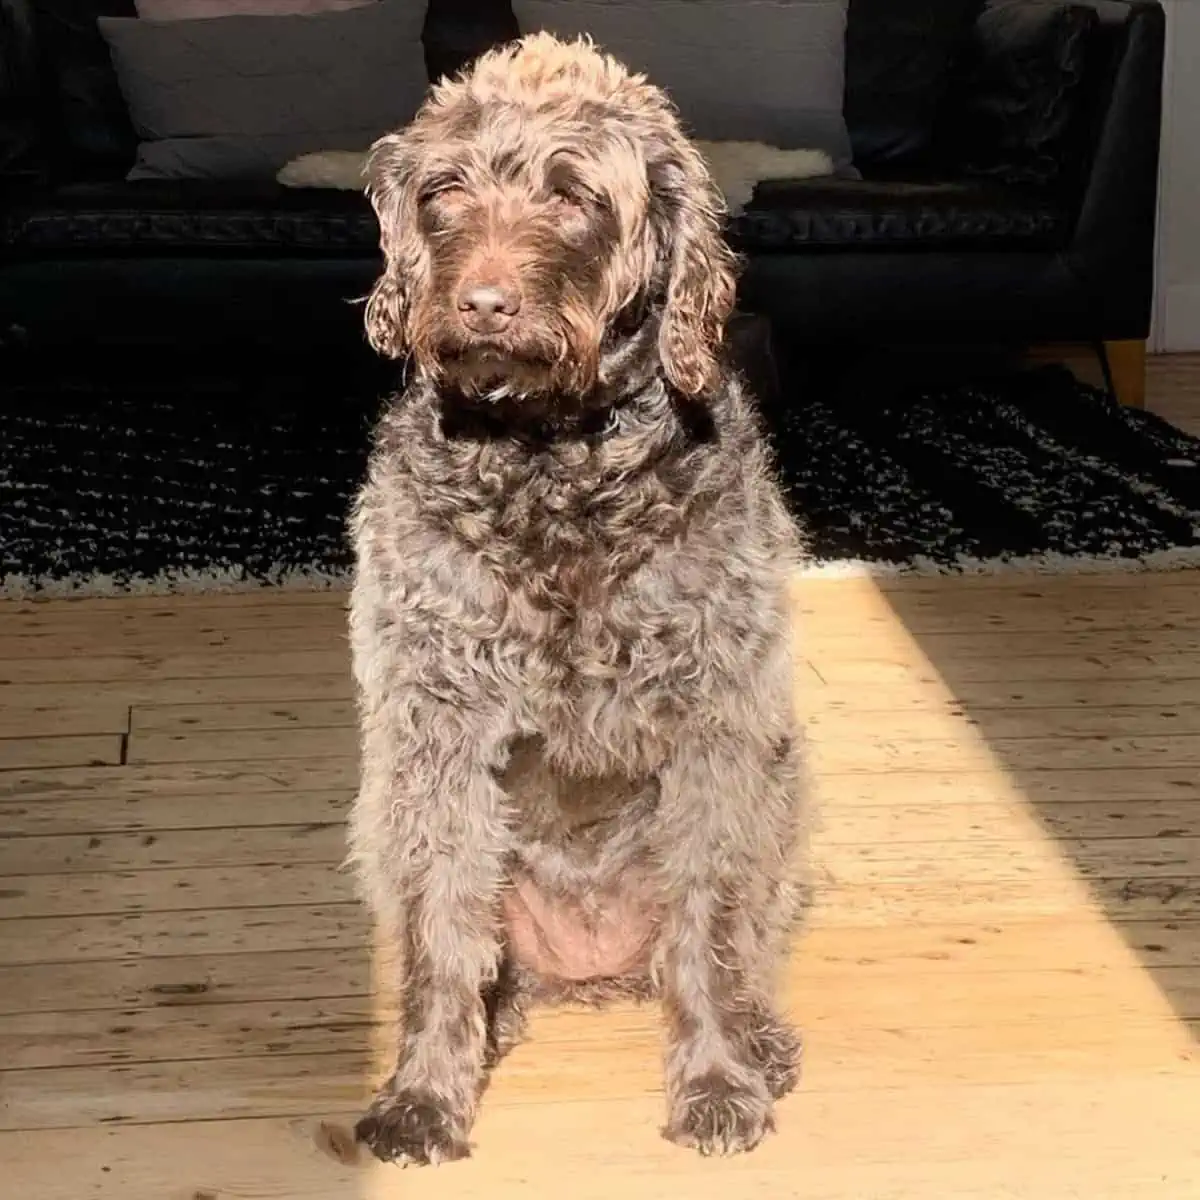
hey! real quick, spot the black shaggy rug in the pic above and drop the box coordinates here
[2,351,1199,595]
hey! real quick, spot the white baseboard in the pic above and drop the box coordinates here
[1160,283,1200,352]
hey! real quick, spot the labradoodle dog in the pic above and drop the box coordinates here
[347,31,808,1168]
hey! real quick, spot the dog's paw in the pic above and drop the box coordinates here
[745,1013,803,1100]
[663,1071,775,1157]
[354,1089,470,1167]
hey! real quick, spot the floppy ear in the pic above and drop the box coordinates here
[649,132,738,396]
[363,131,429,360]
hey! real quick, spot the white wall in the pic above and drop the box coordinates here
[1154,0,1200,351]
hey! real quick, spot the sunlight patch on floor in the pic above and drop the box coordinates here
[791,575,1193,1024]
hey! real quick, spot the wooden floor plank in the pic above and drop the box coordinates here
[2,762,1198,809]
[0,788,350,837]
[0,861,354,919]
[796,583,1200,636]
[5,801,1199,874]
[808,705,1200,740]
[124,695,1200,741]
[0,944,374,1016]
[0,623,348,661]
[1,588,343,614]
[125,726,354,764]
[1,673,353,713]
[9,623,1199,667]
[124,721,1200,771]
[0,902,367,965]
[4,962,1196,1071]
[4,894,1199,966]
[0,735,124,771]
[0,757,358,802]
[7,622,1200,683]
[8,836,1200,922]
[9,574,1200,640]
[0,822,347,874]
[0,877,1179,942]
[5,970,1197,1070]
[806,676,1200,713]
[0,601,348,638]
[129,697,356,735]
[4,794,1200,879]
[5,934,1197,1023]
[808,626,1200,665]
[815,652,1200,685]
[805,769,1200,805]
[6,936,1186,1022]
[814,734,1200,773]
[1147,353,1200,434]
[0,649,350,685]
[0,699,129,739]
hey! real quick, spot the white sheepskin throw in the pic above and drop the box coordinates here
[276,141,833,213]
[277,149,369,191]
[696,141,832,213]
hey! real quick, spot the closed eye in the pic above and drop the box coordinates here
[548,184,608,217]
[545,153,604,215]
[418,184,470,227]
[549,187,585,210]
[418,180,467,207]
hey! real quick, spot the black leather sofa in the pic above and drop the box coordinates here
[0,0,1166,399]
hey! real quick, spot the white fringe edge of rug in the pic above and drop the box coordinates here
[4,547,1200,599]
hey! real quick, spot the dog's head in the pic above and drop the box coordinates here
[364,32,737,402]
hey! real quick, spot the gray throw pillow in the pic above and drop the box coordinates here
[511,0,853,172]
[128,132,379,181]
[97,1,428,181]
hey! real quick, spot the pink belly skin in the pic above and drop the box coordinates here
[502,877,659,981]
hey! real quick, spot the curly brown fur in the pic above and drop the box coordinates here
[348,32,809,1168]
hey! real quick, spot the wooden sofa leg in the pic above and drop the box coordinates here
[1101,339,1147,409]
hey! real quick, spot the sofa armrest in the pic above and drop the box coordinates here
[1065,1,1165,339]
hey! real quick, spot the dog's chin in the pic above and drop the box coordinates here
[430,343,599,407]
[443,353,556,401]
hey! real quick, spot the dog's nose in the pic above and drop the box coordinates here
[457,283,522,333]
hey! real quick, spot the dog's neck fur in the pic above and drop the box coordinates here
[437,309,666,447]
[378,312,752,590]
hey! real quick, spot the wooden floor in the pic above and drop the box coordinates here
[3,356,1200,1198]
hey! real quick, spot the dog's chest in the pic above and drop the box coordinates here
[500,564,691,770]
[483,492,684,681]
[509,567,679,681]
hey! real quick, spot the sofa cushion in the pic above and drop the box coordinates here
[1,180,381,255]
[97,2,428,182]
[511,0,854,171]
[844,0,983,165]
[423,0,519,83]
[127,133,373,183]
[734,173,1070,251]
[0,0,46,181]
[135,0,373,16]
[3,174,1072,258]
[33,0,139,175]
[943,1,1100,186]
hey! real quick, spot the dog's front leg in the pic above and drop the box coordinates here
[350,695,512,1167]
[654,723,803,1157]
